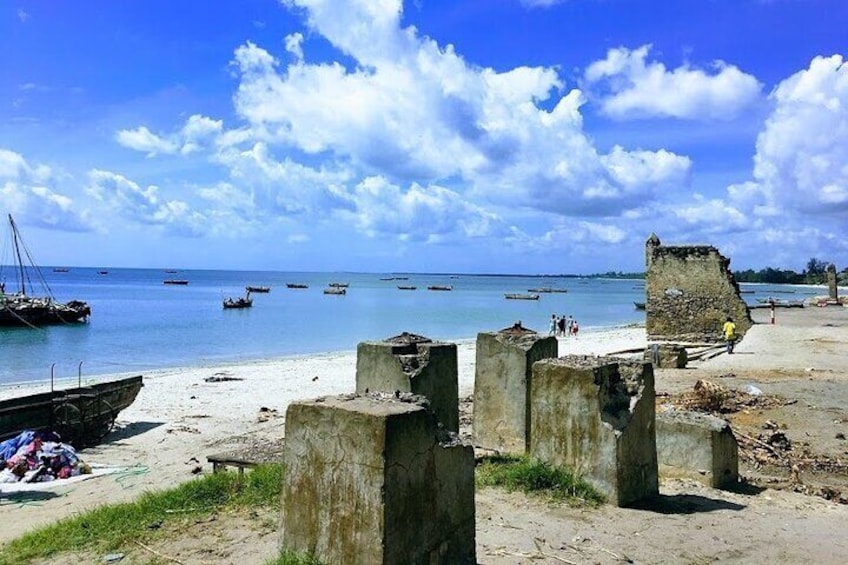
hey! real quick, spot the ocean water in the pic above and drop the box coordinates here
[0,268,816,386]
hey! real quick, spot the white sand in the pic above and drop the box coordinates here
[0,325,645,541]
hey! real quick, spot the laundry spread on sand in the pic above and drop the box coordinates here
[0,430,91,486]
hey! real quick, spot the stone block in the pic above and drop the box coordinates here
[656,409,739,489]
[282,393,476,565]
[645,343,688,368]
[356,332,459,431]
[473,323,558,453]
[529,355,658,506]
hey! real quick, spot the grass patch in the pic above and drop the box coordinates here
[476,454,604,505]
[0,463,283,563]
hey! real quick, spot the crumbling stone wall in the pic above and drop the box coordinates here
[645,233,752,342]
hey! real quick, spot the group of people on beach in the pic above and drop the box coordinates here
[549,314,578,338]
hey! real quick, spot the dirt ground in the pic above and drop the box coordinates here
[18,306,848,564]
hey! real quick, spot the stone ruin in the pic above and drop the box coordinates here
[356,332,459,431]
[645,233,753,343]
[281,393,476,564]
[473,321,557,453]
[827,263,839,302]
[529,355,658,506]
[656,409,739,489]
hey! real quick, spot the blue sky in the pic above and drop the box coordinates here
[2,0,846,274]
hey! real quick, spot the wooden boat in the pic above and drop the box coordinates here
[397,285,417,290]
[634,302,646,310]
[0,214,91,327]
[163,279,189,285]
[223,295,253,309]
[0,374,143,446]
[245,285,270,293]
[286,283,308,289]
[98,270,109,275]
[527,287,568,294]
[323,287,346,295]
[505,293,540,300]
[328,282,349,288]
[427,285,453,291]
[52,268,69,273]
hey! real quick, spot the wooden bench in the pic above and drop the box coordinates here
[207,442,285,475]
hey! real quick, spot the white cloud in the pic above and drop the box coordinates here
[751,54,848,216]
[17,9,29,23]
[228,4,690,226]
[284,32,304,61]
[86,169,206,236]
[115,126,178,156]
[0,148,90,231]
[584,45,762,120]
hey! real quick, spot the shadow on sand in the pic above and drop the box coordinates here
[629,492,746,514]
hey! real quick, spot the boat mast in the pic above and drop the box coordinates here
[9,214,26,296]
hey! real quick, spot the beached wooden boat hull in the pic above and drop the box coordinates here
[0,375,143,446]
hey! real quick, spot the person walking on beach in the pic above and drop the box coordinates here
[549,314,557,336]
[566,315,574,336]
[557,315,566,337]
[723,316,737,354]
[571,318,579,338]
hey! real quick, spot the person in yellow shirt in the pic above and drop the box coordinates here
[723,317,737,354]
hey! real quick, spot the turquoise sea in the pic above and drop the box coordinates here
[0,268,820,386]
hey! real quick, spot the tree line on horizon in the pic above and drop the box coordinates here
[586,258,847,285]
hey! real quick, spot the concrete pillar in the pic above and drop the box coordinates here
[656,410,739,489]
[356,332,458,432]
[644,343,688,368]
[530,355,658,506]
[282,393,476,564]
[473,322,557,453]
[827,264,838,301]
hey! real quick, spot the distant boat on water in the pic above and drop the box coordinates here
[527,287,567,293]
[634,302,646,310]
[223,295,253,309]
[427,285,453,291]
[245,285,270,293]
[397,285,417,290]
[286,283,308,289]
[324,287,346,295]
[53,268,70,273]
[0,214,91,327]
[164,269,178,274]
[98,270,109,275]
[163,279,189,285]
[329,282,349,288]
[505,293,540,300]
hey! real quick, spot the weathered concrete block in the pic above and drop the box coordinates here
[474,323,558,453]
[356,332,459,432]
[827,264,839,301]
[656,409,739,489]
[644,343,688,368]
[282,393,476,565]
[530,355,658,506]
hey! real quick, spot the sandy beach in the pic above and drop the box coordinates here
[3,308,848,564]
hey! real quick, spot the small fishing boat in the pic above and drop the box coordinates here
[505,293,540,300]
[52,268,69,273]
[324,287,346,295]
[286,283,308,289]
[245,285,270,293]
[0,372,143,446]
[163,279,189,285]
[98,270,109,275]
[634,302,646,310]
[329,282,349,288]
[427,285,453,291]
[397,285,417,290]
[223,295,253,309]
[164,269,178,274]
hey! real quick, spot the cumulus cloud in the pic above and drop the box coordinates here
[584,45,762,120]
[751,54,848,216]
[86,169,207,236]
[349,176,510,242]
[116,115,223,156]
[0,148,90,231]
[227,1,691,228]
